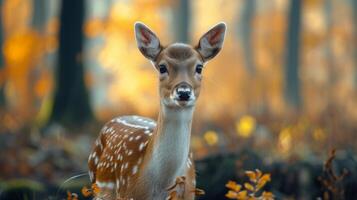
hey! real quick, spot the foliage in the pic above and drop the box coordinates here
[318,149,349,200]
[225,169,274,200]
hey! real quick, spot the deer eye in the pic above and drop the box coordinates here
[158,64,168,74]
[196,64,203,74]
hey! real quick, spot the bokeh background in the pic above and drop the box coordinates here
[0,0,356,199]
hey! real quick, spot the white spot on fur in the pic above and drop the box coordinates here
[88,171,94,182]
[132,165,138,174]
[127,150,133,156]
[115,118,151,129]
[138,157,143,164]
[139,142,146,151]
[116,179,120,189]
[96,181,115,189]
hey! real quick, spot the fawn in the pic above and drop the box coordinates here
[88,22,226,200]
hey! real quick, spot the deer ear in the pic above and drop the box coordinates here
[196,22,226,62]
[134,22,162,61]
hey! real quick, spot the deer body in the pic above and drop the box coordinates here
[88,113,195,199]
[88,22,226,200]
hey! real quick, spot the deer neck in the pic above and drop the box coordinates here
[145,102,194,186]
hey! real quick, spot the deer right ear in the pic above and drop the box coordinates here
[196,22,226,62]
[134,22,162,61]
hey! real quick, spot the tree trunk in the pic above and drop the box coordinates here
[32,0,47,31]
[284,0,303,109]
[174,0,190,43]
[324,0,336,98]
[353,0,357,88]
[240,0,256,75]
[50,0,93,127]
[0,0,5,107]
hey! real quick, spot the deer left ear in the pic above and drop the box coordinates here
[134,22,162,61]
[196,22,226,62]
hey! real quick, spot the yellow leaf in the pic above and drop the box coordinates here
[226,180,237,189]
[234,184,242,192]
[237,190,248,200]
[257,175,271,190]
[225,190,238,199]
[260,174,271,182]
[244,183,254,191]
[255,169,262,179]
[226,180,242,192]
[245,170,256,182]
[262,191,274,200]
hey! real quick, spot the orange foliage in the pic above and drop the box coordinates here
[2,30,43,119]
[3,31,43,68]
[1,0,57,122]
[226,169,274,200]
[2,0,31,35]
[34,71,52,98]
[86,0,171,118]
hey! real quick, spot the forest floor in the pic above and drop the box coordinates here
[0,120,356,200]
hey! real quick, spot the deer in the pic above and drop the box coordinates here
[88,21,226,200]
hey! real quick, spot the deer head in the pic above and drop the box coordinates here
[134,22,226,109]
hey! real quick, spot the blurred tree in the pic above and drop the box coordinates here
[324,0,336,98]
[239,0,256,75]
[31,0,46,105]
[174,0,190,43]
[353,0,357,88]
[284,0,303,109]
[32,0,47,31]
[0,0,5,107]
[50,0,93,127]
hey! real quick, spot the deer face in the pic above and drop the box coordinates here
[135,22,226,108]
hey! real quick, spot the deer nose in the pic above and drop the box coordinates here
[175,83,192,101]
